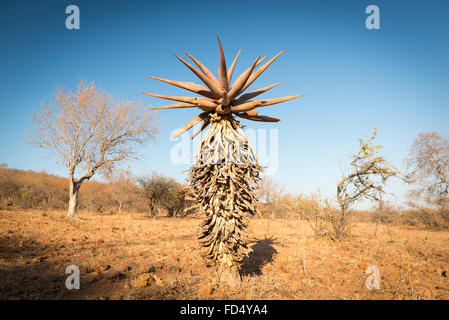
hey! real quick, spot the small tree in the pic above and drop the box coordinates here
[160,180,187,217]
[109,169,136,213]
[336,129,398,238]
[136,172,176,216]
[406,132,449,229]
[257,176,285,219]
[28,80,158,220]
[146,36,303,286]
[289,191,340,239]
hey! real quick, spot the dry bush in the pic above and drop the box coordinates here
[288,192,347,240]
[408,207,449,230]
[256,195,291,219]
[0,167,68,210]
[397,209,421,226]
[349,210,372,223]
[351,205,449,230]
[370,203,403,225]
[256,177,288,219]
[0,166,148,214]
[0,166,191,217]
[404,197,449,230]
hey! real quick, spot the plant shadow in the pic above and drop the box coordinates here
[240,237,277,277]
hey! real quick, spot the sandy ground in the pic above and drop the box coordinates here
[0,209,448,300]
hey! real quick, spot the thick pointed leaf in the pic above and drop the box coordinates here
[195,98,218,109]
[172,112,208,138]
[230,100,262,112]
[245,109,259,116]
[191,120,210,139]
[238,51,285,94]
[149,102,197,110]
[227,56,265,91]
[256,56,267,66]
[143,92,193,103]
[221,91,230,106]
[183,52,219,85]
[227,55,261,100]
[216,35,229,91]
[234,82,282,104]
[173,54,222,96]
[236,113,280,122]
[147,76,215,98]
[256,94,304,107]
[227,49,241,84]
[142,92,217,110]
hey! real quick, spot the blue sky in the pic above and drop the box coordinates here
[1,0,448,208]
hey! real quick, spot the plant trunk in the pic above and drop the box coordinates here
[67,177,80,220]
[219,265,241,288]
[149,204,155,216]
[187,114,261,277]
[337,208,346,239]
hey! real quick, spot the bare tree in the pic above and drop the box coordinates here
[406,132,449,229]
[407,132,449,198]
[28,80,159,219]
[336,129,398,238]
[109,169,136,213]
[257,176,285,218]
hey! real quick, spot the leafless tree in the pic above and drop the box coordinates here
[109,169,136,213]
[406,132,449,229]
[257,176,285,218]
[28,79,159,219]
[407,132,449,199]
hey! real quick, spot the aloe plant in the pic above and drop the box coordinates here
[143,36,303,285]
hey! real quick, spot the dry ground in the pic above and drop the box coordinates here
[0,209,448,300]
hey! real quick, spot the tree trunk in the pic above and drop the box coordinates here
[67,177,81,220]
[148,202,155,217]
[337,208,346,239]
[374,191,383,236]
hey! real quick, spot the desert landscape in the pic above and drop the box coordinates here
[1,1,449,303]
[1,209,447,300]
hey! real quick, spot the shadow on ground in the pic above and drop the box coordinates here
[240,237,277,277]
[0,235,66,299]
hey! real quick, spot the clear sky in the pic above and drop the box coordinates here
[1,0,448,208]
